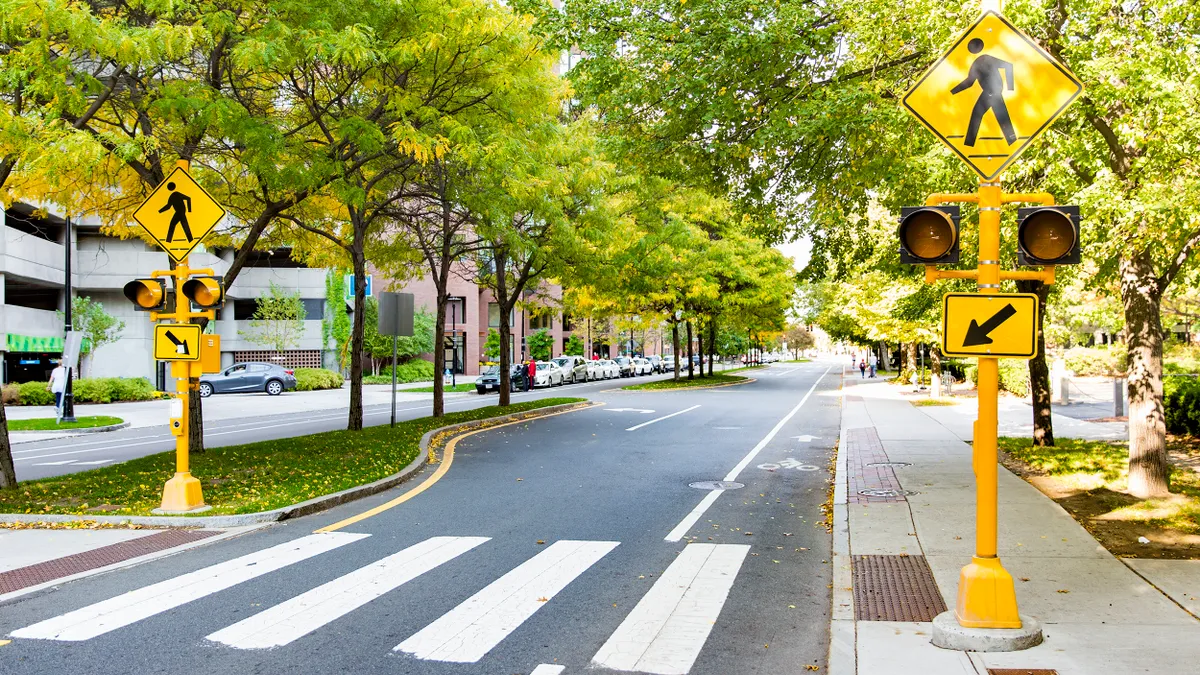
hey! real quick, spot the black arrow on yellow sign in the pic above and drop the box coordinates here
[164,330,190,356]
[963,303,1018,346]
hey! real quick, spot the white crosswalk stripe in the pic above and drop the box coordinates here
[591,543,750,675]
[10,532,367,642]
[207,536,488,649]
[395,539,619,663]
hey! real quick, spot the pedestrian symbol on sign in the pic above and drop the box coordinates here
[159,182,194,242]
[951,38,1016,147]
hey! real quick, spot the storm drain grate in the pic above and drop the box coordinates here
[866,461,912,469]
[0,530,217,594]
[852,554,947,622]
[988,670,1058,675]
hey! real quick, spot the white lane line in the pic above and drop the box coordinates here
[32,460,77,466]
[395,540,619,663]
[663,490,724,543]
[531,665,566,675]
[592,544,750,675]
[626,405,701,432]
[663,367,829,542]
[10,532,367,641]
[208,536,488,649]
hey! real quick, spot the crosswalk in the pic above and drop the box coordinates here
[7,532,751,674]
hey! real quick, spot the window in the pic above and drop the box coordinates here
[446,297,466,325]
[233,299,259,321]
[488,303,514,328]
[530,312,553,330]
[563,314,574,331]
[301,299,324,319]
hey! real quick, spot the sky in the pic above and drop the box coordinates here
[775,237,812,273]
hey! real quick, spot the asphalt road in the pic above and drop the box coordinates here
[0,361,842,675]
[11,372,691,481]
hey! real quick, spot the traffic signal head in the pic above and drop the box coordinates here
[898,206,961,264]
[123,278,167,311]
[181,276,224,309]
[1018,206,1080,265]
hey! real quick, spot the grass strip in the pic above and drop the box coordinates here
[910,398,961,407]
[999,436,1200,538]
[406,383,477,393]
[8,416,124,431]
[0,398,585,518]
[623,371,753,391]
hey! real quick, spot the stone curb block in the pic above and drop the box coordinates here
[0,401,593,529]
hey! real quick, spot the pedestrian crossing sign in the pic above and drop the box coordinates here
[902,11,1083,180]
[132,166,227,263]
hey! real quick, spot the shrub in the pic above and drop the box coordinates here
[294,368,343,391]
[1165,376,1200,436]
[1164,344,1200,375]
[1062,345,1126,377]
[18,381,54,406]
[108,377,157,402]
[72,378,112,403]
[369,359,435,384]
[963,360,1030,397]
[2,384,19,405]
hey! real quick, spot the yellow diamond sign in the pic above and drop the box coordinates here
[903,11,1083,179]
[132,167,226,263]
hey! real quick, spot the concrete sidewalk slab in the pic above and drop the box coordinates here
[1123,558,1200,618]
[831,371,1200,675]
[0,529,158,572]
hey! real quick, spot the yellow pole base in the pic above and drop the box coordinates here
[955,556,1022,628]
[159,472,206,513]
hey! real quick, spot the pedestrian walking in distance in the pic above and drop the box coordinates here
[868,352,878,378]
[47,362,67,421]
[526,359,536,391]
[859,358,867,379]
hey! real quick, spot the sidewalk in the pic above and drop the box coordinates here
[830,372,1200,675]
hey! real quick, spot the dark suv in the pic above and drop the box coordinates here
[474,365,529,393]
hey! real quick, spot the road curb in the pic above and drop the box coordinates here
[829,368,856,675]
[0,401,593,529]
[9,420,132,440]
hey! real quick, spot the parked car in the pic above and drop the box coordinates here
[553,356,589,384]
[647,355,664,373]
[597,359,620,379]
[534,361,565,388]
[199,362,297,398]
[613,356,635,377]
[631,357,653,376]
[509,364,530,391]
[661,356,676,373]
[475,365,502,394]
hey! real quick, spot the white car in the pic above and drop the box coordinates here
[632,357,653,375]
[533,361,565,388]
[585,359,604,381]
[598,359,620,379]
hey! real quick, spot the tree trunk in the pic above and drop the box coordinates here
[672,321,680,380]
[879,341,890,371]
[432,288,448,418]
[496,248,512,407]
[348,242,366,431]
[930,346,942,378]
[1121,253,1170,498]
[1017,279,1054,447]
[696,322,705,378]
[687,321,695,380]
[904,342,917,373]
[0,402,15,489]
[709,318,716,376]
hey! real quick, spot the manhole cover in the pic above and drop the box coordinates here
[866,461,912,468]
[858,488,918,497]
[689,481,744,490]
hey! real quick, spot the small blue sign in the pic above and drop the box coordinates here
[344,274,373,300]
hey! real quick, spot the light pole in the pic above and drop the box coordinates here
[61,215,76,423]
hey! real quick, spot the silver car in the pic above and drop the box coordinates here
[533,361,565,388]
[553,356,589,384]
[199,362,298,397]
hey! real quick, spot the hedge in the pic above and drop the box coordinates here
[1063,345,1127,377]
[293,368,343,391]
[364,359,435,384]
[965,360,1030,397]
[1165,376,1200,436]
[3,378,162,405]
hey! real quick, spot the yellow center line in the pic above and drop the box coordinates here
[314,403,602,533]
[0,639,11,647]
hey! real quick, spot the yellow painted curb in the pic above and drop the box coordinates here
[315,402,602,533]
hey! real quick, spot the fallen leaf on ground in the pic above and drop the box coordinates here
[1057,589,1070,594]
[536,540,545,545]
[537,597,549,602]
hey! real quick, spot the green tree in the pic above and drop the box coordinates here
[239,282,306,355]
[564,334,584,356]
[483,329,503,361]
[57,296,125,376]
[324,270,352,372]
[527,329,554,361]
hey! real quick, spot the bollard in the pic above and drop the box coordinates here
[1113,378,1124,417]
